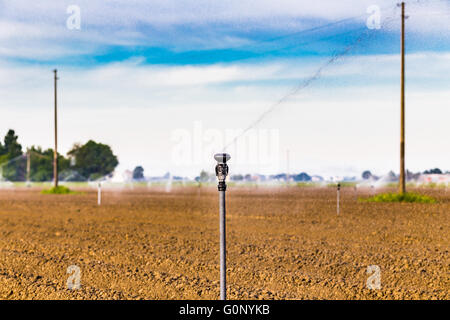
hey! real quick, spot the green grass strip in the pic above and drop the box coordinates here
[360,192,436,203]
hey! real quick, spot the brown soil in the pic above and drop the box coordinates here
[0,186,448,300]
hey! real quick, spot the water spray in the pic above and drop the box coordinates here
[286,149,290,186]
[26,149,31,187]
[165,173,173,193]
[223,7,400,152]
[214,153,230,300]
[97,182,102,206]
[224,30,372,151]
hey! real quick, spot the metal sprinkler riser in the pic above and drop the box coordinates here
[214,153,230,301]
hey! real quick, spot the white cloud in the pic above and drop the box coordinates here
[2,51,447,90]
[0,0,379,25]
[0,52,448,176]
[0,0,449,60]
[2,0,448,29]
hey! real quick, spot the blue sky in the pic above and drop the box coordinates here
[0,0,449,178]
[2,0,449,65]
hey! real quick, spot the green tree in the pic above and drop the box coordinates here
[132,166,145,180]
[68,140,118,180]
[423,168,442,174]
[231,174,244,181]
[0,139,4,157]
[362,170,373,180]
[0,130,25,181]
[28,147,52,181]
[28,147,70,182]
[4,130,22,158]
[199,170,210,183]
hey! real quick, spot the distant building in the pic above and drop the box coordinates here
[418,174,450,184]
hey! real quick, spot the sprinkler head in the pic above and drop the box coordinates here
[214,153,230,189]
[214,153,231,164]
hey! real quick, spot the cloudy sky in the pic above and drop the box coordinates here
[0,0,449,178]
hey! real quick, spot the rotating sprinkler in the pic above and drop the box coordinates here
[214,153,230,300]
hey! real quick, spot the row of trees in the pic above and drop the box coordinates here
[195,171,314,182]
[0,130,118,182]
[362,168,447,180]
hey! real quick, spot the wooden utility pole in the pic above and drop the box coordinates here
[53,69,59,188]
[399,2,406,195]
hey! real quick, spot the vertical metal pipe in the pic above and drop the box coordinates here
[219,190,226,300]
[399,2,406,195]
[337,183,340,215]
[214,153,230,301]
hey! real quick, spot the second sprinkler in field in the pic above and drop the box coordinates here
[337,183,341,215]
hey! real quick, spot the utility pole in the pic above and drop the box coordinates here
[399,2,406,194]
[53,69,59,188]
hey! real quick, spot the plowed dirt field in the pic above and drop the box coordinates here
[0,186,448,299]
